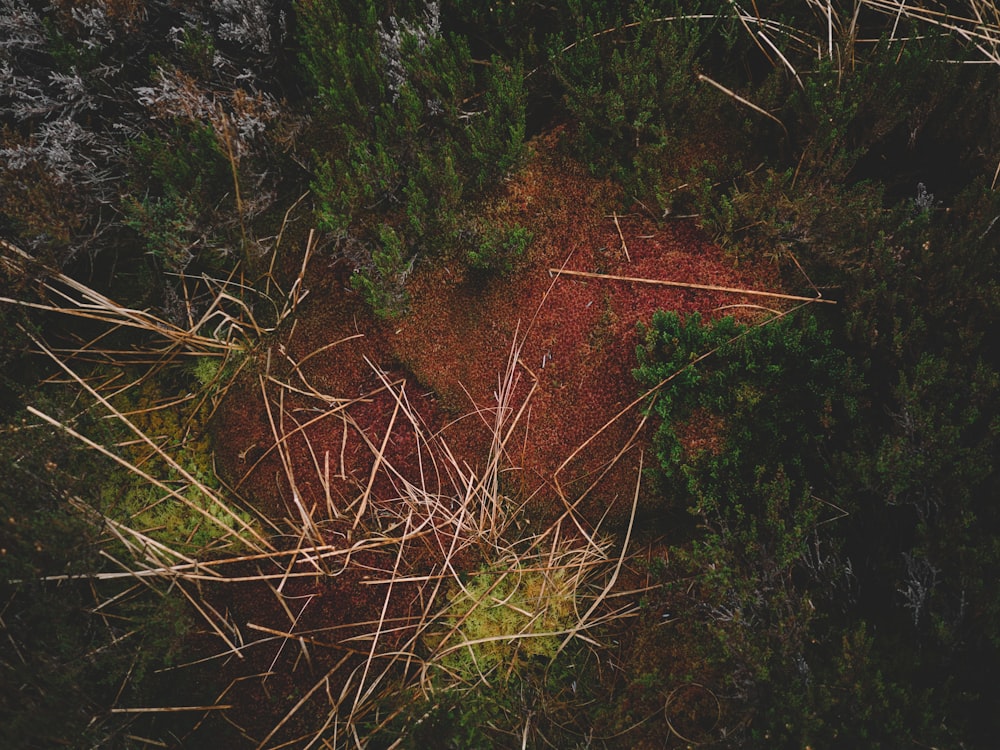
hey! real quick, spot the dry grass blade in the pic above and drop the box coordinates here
[757,29,805,87]
[556,11,817,55]
[1,240,243,354]
[110,705,234,713]
[558,452,641,654]
[549,267,835,303]
[861,0,1000,63]
[259,374,322,545]
[696,73,789,136]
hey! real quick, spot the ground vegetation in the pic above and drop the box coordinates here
[2,1,1000,747]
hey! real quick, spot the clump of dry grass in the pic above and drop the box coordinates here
[242,335,644,748]
[2,235,646,747]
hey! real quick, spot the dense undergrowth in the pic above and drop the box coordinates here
[3,1,1000,747]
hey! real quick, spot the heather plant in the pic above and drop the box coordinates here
[696,165,886,272]
[553,5,698,156]
[838,183,1000,664]
[549,0,756,208]
[465,222,532,277]
[635,309,863,742]
[298,0,528,311]
[634,310,855,591]
[121,123,234,273]
[350,222,412,317]
[467,55,527,191]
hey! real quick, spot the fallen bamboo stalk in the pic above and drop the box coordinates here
[548,267,836,303]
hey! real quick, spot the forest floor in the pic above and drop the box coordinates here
[203,127,792,745]
[215,126,787,531]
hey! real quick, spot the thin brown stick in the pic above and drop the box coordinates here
[548,267,835,303]
[349,517,409,725]
[612,212,631,262]
[556,13,814,55]
[258,374,321,544]
[110,705,233,713]
[254,656,352,750]
[696,73,789,136]
[124,734,169,748]
[217,111,246,248]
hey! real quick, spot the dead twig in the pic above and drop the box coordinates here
[548,267,835,304]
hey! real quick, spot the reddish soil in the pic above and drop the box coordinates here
[215,127,784,532]
[203,127,788,745]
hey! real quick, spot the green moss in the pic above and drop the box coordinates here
[98,375,258,557]
[430,564,576,684]
[189,356,222,387]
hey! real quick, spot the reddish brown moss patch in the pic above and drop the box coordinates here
[675,407,727,461]
[215,127,786,530]
[389,128,784,528]
[205,128,787,744]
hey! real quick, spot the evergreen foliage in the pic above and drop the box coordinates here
[635,311,864,741]
[623,8,1000,740]
[297,0,528,308]
[465,222,532,277]
[551,1,737,185]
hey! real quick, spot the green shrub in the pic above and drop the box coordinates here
[122,124,234,273]
[635,311,853,479]
[635,310,862,739]
[350,222,412,318]
[549,1,749,202]
[298,0,528,313]
[468,56,527,191]
[465,223,533,277]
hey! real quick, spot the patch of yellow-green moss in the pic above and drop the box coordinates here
[430,564,578,684]
[99,373,258,557]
